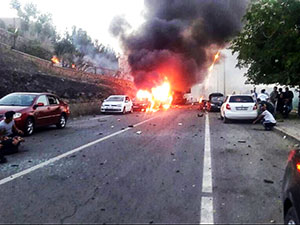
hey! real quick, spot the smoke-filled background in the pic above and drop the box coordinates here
[111,0,248,92]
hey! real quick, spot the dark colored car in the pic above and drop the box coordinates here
[0,92,70,136]
[132,99,151,112]
[283,149,300,224]
[206,93,224,112]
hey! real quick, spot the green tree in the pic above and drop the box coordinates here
[231,0,300,86]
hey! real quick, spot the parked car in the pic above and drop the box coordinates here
[207,93,224,112]
[101,95,133,114]
[132,98,151,112]
[220,94,258,123]
[283,149,300,224]
[0,92,70,136]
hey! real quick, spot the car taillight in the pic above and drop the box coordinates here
[253,105,257,110]
[226,104,231,110]
[297,163,300,172]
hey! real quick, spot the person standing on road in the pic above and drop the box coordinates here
[277,88,284,113]
[270,87,278,105]
[257,89,268,101]
[253,104,277,131]
[284,87,294,112]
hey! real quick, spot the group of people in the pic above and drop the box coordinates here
[0,111,25,164]
[251,87,295,131]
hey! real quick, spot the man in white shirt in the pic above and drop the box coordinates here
[253,104,277,130]
[257,89,269,102]
[0,111,24,137]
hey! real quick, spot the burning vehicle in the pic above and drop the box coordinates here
[132,98,151,112]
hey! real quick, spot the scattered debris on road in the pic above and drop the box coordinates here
[197,113,204,117]
[98,119,107,122]
[264,179,274,184]
[238,140,247,143]
[11,164,19,167]
[136,131,142,135]
[128,125,134,128]
[248,145,252,148]
[178,123,183,126]
[270,220,276,223]
[111,125,114,128]
[98,132,103,135]
[117,119,121,121]
[171,152,175,155]
[283,136,287,139]
[176,170,180,173]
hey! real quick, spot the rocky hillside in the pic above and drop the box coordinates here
[0,43,135,103]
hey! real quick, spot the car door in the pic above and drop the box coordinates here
[46,95,61,125]
[34,95,50,127]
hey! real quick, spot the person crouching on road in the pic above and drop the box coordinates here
[0,111,24,138]
[0,111,24,155]
[253,104,277,131]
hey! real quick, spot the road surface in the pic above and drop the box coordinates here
[0,106,295,224]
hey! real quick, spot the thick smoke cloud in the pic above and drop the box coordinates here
[111,0,248,91]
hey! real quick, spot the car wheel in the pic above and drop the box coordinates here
[285,206,299,225]
[56,114,67,129]
[25,118,34,136]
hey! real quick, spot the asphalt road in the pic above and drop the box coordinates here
[0,106,296,224]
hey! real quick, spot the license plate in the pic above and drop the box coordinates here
[236,107,248,110]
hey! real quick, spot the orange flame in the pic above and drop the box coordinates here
[208,51,220,72]
[136,79,173,112]
[199,96,204,103]
[51,56,60,64]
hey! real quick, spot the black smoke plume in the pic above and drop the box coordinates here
[111,0,248,91]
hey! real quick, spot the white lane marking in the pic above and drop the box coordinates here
[201,197,214,224]
[200,114,214,224]
[0,116,157,186]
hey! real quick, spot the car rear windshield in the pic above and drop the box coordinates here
[0,94,36,106]
[229,96,254,103]
[211,96,225,102]
[107,96,124,102]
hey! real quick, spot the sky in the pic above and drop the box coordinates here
[0,0,145,52]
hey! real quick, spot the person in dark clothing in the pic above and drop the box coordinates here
[0,143,7,164]
[283,87,294,110]
[270,87,278,105]
[277,88,284,113]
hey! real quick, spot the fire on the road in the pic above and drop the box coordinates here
[136,79,173,112]
[51,56,60,64]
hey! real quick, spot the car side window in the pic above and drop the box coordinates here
[47,96,58,105]
[36,95,49,106]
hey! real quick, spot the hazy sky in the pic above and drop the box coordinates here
[0,0,145,52]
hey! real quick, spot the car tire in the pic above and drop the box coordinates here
[56,114,67,129]
[25,118,34,136]
[224,117,230,124]
[285,206,299,225]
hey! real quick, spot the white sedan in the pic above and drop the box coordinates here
[101,95,133,114]
[220,94,258,123]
